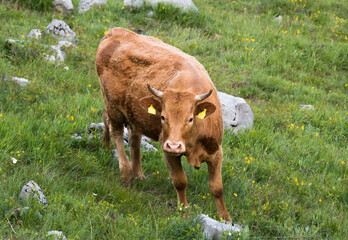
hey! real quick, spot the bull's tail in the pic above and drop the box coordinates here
[102,111,111,150]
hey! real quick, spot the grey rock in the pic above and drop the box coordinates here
[3,76,30,86]
[49,45,65,62]
[78,0,108,13]
[88,122,105,133]
[5,39,24,48]
[43,54,56,63]
[124,0,198,12]
[46,19,77,42]
[300,104,314,111]
[46,41,74,64]
[11,77,31,86]
[27,29,42,39]
[52,0,74,14]
[273,15,283,23]
[217,91,254,133]
[47,230,67,240]
[5,39,25,56]
[146,10,154,18]
[197,214,241,240]
[71,133,83,140]
[19,181,48,206]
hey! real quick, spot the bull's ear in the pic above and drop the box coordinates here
[140,97,162,116]
[195,102,216,119]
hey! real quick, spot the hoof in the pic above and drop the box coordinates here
[134,173,146,180]
[120,164,133,183]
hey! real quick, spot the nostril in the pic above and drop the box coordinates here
[176,144,181,149]
[166,143,172,149]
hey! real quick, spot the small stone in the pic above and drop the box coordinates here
[47,230,67,240]
[43,54,56,64]
[19,180,48,206]
[300,105,315,111]
[124,0,198,12]
[273,15,283,23]
[146,10,154,18]
[52,0,74,14]
[50,45,65,62]
[78,0,108,13]
[196,214,241,240]
[11,77,31,86]
[27,29,42,39]
[46,19,77,42]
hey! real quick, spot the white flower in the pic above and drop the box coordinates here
[92,193,97,196]
[12,158,18,164]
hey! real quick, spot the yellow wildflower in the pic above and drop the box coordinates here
[234,193,238,197]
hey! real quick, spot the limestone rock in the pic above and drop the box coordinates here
[45,40,74,64]
[124,0,198,12]
[11,77,31,86]
[43,54,56,63]
[27,29,42,39]
[5,39,25,56]
[19,180,48,206]
[273,15,283,23]
[47,230,67,240]
[217,91,254,133]
[300,104,314,111]
[46,19,77,42]
[197,214,241,240]
[3,76,31,86]
[52,0,74,14]
[78,0,108,13]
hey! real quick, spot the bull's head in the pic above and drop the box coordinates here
[140,84,216,154]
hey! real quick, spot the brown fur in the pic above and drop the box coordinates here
[96,27,231,221]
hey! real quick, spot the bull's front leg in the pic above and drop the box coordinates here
[207,149,231,222]
[164,153,188,207]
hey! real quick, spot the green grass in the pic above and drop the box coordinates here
[0,0,347,239]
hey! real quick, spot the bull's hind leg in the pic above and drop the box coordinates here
[105,111,133,182]
[207,149,231,222]
[127,127,145,180]
[164,154,188,207]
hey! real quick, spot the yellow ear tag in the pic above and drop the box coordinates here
[148,104,156,115]
[197,109,207,119]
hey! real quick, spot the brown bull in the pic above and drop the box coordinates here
[96,27,231,221]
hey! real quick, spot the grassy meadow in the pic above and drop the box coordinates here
[0,0,347,239]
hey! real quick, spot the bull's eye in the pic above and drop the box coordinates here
[161,116,165,121]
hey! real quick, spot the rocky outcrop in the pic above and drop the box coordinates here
[217,91,254,133]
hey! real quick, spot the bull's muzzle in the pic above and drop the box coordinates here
[163,140,186,153]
